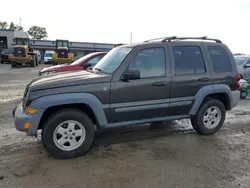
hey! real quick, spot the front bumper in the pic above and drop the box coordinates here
[13,102,44,136]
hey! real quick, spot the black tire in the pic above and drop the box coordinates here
[11,62,17,67]
[30,58,35,67]
[52,61,57,66]
[191,99,226,135]
[42,109,95,159]
[1,60,4,64]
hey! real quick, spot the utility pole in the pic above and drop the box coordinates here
[130,32,133,44]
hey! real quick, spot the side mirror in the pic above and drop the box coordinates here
[122,70,140,81]
[244,64,250,68]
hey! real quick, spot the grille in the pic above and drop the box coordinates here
[14,47,25,57]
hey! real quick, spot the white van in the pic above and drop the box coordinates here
[44,50,55,64]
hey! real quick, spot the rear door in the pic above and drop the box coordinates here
[168,42,211,116]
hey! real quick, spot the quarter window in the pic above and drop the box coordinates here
[128,48,166,78]
[173,46,206,75]
[208,46,232,73]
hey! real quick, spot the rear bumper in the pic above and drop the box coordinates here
[231,90,240,108]
[13,102,44,136]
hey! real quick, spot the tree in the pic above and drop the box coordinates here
[0,21,8,29]
[9,22,17,30]
[27,25,48,39]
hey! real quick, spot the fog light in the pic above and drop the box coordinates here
[24,122,31,129]
[24,106,37,114]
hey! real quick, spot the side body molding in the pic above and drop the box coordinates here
[30,93,108,126]
[189,84,232,115]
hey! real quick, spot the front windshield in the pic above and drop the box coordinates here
[235,57,247,66]
[45,53,52,57]
[93,47,132,74]
[71,53,97,65]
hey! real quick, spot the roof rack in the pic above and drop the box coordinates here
[144,36,177,42]
[161,36,222,43]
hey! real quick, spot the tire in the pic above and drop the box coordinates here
[42,109,95,159]
[191,99,226,135]
[11,62,17,67]
[240,89,248,99]
[52,61,57,66]
[30,58,35,67]
[1,60,4,64]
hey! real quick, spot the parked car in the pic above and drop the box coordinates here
[44,50,55,64]
[234,55,250,83]
[0,48,14,64]
[39,52,107,76]
[13,36,240,159]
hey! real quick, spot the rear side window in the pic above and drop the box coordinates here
[208,46,232,73]
[173,46,206,75]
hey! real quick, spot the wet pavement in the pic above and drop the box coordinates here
[0,63,250,188]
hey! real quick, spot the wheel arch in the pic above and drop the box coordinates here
[189,84,233,115]
[29,93,108,131]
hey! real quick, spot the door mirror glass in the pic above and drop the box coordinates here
[123,70,140,80]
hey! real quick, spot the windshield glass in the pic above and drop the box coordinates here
[45,53,52,57]
[93,47,132,74]
[71,53,97,65]
[234,57,247,65]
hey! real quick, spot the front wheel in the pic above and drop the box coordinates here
[191,99,226,135]
[42,109,95,159]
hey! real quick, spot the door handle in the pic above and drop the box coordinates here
[198,77,210,82]
[152,82,167,86]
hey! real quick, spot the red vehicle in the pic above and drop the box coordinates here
[38,52,107,76]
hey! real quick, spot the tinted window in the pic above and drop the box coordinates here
[128,48,165,78]
[208,46,232,73]
[173,46,206,75]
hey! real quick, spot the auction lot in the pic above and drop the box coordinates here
[0,64,250,188]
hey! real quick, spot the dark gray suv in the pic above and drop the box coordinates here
[13,36,240,159]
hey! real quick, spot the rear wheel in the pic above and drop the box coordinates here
[191,99,226,135]
[42,109,95,159]
[1,60,4,64]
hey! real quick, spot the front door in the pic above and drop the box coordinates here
[109,46,171,123]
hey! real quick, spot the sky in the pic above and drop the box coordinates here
[1,0,250,53]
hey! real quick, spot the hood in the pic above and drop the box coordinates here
[30,70,112,91]
[40,64,69,73]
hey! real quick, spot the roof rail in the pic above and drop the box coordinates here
[144,36,177,42]
[161,36,222,43]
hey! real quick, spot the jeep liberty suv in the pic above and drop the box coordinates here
[13,36,240,159]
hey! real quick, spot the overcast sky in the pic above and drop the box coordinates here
[1,0,250,53]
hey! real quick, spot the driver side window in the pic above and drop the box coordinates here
[86,55,104,65]
[128,47,166,78]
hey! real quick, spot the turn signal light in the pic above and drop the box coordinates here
[24,122,31,129]
[24,107,37,114]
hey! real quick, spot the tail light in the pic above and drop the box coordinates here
[235,73,241,90]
